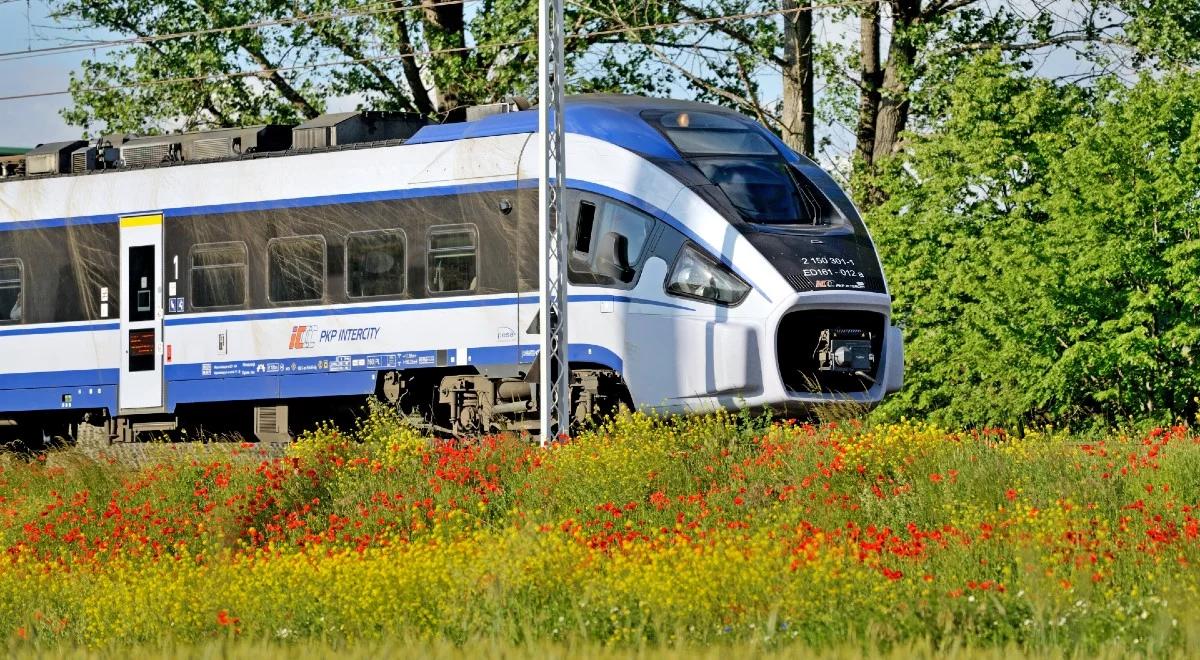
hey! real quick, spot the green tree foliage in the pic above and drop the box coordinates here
[1040,72,1200,425]
[1121,0,1200,65]
[53,0,675,135]
[870,55,1200,429]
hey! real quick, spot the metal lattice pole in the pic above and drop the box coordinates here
[537,0,569,446]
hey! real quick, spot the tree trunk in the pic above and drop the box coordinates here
[872,30,915,160]
[781,0,815,157]
[388,8,436,116]
[855,1,881,167]
[421,0,469,111]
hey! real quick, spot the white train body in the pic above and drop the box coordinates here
[0,96,902,439]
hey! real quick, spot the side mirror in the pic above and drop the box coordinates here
[595,232,635,283]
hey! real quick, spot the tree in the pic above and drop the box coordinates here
[54,0,673,135]
[867,55,1200,429]
[866,54,1084,427]
[599,1,1124,187]
[1037,71,1200,424]
[56,0,1142,174]
[1120,0,1200,65]
[781,0,815,156]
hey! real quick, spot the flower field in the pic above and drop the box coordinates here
[2,407,1200,656]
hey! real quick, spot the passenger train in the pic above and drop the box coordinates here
[0,95,902,443]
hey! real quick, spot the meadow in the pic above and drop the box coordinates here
[1,406,1198,658]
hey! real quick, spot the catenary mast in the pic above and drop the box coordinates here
[537,0,570,445]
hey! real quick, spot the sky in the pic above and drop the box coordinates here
[0,0,393,147]
[0,0,92,147]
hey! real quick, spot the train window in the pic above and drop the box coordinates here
[569,199,655,286]
[346,229,406,298]
[644,109,826,225]
[267,235,326,304]
[595,203,653,263]
[127,245,156,323]
[0,258,21,323]
[574,201,596,254]
[427,225,477,294]
[190,242,247,309]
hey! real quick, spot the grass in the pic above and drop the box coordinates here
[0,404,1197,656]
[9,636,1198,659]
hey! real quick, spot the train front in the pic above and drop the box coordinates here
[624,101,904,411]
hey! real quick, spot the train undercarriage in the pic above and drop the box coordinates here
[0,366,631,450]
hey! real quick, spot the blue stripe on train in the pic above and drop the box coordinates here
[163,343,623,411]
[464,344,622,370]
[165,295,537,327]
[0,367,118,414]
[0,345,622,413]
[0,180,526,232]
[0,384,117,415]
[166,370,381,410]
[0,368,118,388]
[0,294,695,338]
[3,341,623,414]
[0,323,119,337]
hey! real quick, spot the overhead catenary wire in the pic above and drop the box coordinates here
[0,0,480,62]
[0,0,877,104]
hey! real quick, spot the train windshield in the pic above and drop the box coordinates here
[692,158,812,224]
[648,110,817,225]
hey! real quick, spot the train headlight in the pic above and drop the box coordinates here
[666,244,750,305]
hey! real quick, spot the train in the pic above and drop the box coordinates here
[0,95,902,444]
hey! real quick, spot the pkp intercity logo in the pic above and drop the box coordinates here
[288,325,318,350]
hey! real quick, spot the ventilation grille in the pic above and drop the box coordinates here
[122,143,176,168]
[189,137,233,160]
[785,272,815,291]
[253,405,290,442]
[257,406,281,433]
[71,148,98,172]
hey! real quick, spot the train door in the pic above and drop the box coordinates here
[118,213,165,413]
[514,185,536,373]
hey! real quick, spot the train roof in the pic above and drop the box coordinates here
[0,95,751,182]
[408,94,743,160]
